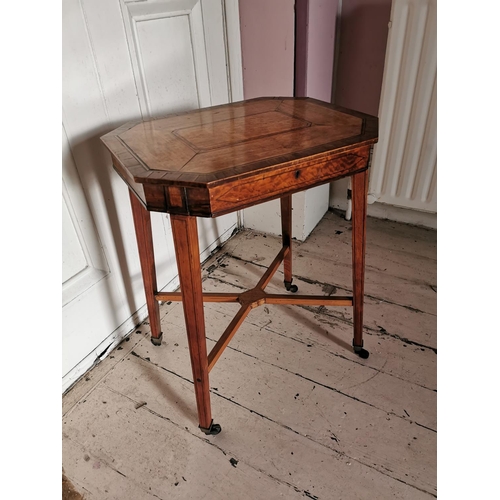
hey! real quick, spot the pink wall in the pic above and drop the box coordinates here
[238,0,295,99]
[333,0,392,115]
[240,0,337,103]
[303,0,338,102]
[238,0,390,113]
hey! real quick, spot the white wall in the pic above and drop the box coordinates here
[62,0,242,392]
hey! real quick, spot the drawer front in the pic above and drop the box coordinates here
[210,150,369,216]
[135,147,371,217]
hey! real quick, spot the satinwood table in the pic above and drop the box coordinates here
[101,97,378,435]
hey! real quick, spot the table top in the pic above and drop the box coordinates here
[101,97,378,217]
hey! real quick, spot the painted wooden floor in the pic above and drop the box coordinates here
[62,210,437,499]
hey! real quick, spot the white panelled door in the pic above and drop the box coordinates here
[62,0,242,392]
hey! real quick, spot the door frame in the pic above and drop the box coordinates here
[223,0,244,102]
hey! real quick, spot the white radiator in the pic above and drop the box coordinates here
[369,0,436,213]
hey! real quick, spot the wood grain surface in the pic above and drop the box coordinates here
[129,189,162,344]
[101,97,378,217]
[170,215,213,429]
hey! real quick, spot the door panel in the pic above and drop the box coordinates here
[134,14,201,115]
[121,0,227,115]
[62,125,118,382]
[62,197,87,283]
[62,125,110,308]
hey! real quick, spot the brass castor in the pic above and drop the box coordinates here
[354,346,369,359]
[284,281,298,293]
[199,420,222,435]
[150,333,163,346]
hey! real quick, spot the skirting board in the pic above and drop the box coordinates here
[330,202,436,229]
[367,202,436,229]
[62,303,149,394]
[329,179,436,230]
[62,221,238,394]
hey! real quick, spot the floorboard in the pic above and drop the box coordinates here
[63,211,437,499]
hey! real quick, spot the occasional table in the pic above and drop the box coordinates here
[101,97,378,435]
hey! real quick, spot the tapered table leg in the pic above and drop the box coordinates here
[351,169,369,359]
[280,195,298,293]
[129,190,163,346]
[170,215,220,435]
